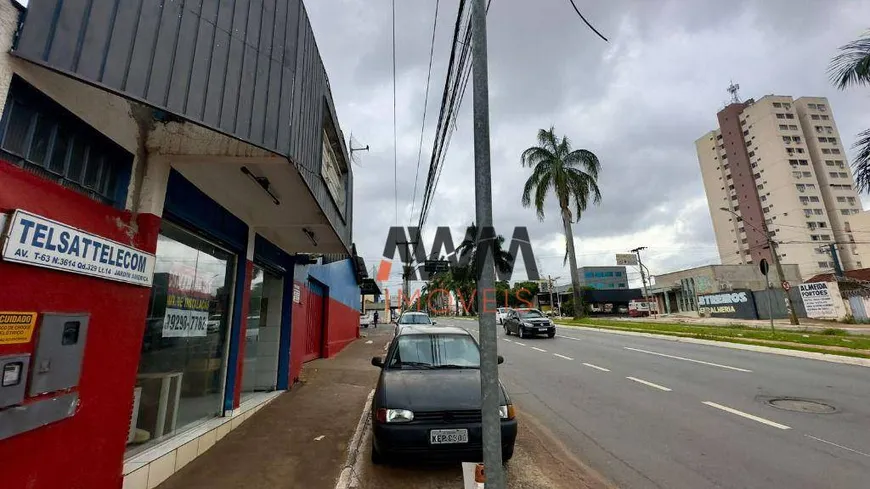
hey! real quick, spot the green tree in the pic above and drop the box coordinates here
[456,222,515,276]
[521,127,602,319]
[829,31,870,192]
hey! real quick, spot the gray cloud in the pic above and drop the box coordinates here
[307,0,870,288]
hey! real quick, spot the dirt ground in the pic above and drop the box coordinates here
[358,410,613,489]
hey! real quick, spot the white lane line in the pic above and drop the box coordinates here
[531,347,548,353]
[626,376,672,392]
[805,435,870,458]
[553,353,573,360]
[582,363,610,372]
[556,334,581,341]
[702,401,791,430]
[502,338,513,343]
[514,341,527,346]
[624,347,752,373]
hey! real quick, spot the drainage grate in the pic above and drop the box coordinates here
[767,398,837,414]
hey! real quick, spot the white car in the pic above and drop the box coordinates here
[496,307,511,324]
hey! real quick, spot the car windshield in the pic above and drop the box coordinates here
[518,310,545,318]
[398,313,432,324]
[388,334,480,369]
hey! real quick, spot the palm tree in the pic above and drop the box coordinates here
[455,222,514,276]
[521,127,601,319]
[828,31,870,192]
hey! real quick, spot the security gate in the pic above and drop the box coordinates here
[304,280,326,362]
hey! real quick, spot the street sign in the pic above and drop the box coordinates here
[782,281,791,291]
[615,253,638,266]
[423,260,450,273]
[759,258,769,276]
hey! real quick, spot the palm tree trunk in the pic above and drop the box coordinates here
[561,207,584,319]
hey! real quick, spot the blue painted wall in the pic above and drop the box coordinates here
[295,258,361,310]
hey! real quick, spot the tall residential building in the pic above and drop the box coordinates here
[576,266,629,289]
[697,94,870,279]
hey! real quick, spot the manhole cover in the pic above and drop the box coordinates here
[767,398,836,414]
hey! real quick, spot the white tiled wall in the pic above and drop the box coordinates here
[121,391,281,489]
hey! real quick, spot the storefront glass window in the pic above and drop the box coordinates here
[241,265,284,400]
[127,222,235,453]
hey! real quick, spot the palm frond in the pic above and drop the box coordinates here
[564,149,601,179]
[828,32,870,90]
[851,129,870,193]
[537,127,559,153]
[533,172,552,221]
[521,161,550,208]
[521,146,555,168]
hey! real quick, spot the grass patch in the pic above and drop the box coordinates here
[554,318,870,354]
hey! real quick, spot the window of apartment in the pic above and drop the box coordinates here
[811,235,820,241]
[717,134,723,140]
[818,261,829,268]
[776,113,785,119]
[830,138,837,144]
[804,209,813,218]
[830,172,840,178]
[789,125,798,130]
[796,148,804,154]
[815,125,824,132]
[809,196,820,202]
[789,159,799,166]
[787,147,795,154]
[826,126,833,133]
[751,162,758,169]
[808,103,817,109]
[799,159,808,165]
[748,151,755,157]
[814,209,824,215]
[785,113,794,119]
[741,238,748,244]
[848,197,857,205]
[807,184,816,190]
[819,137,827,143]
[779,124,789,130]
[800,196,810,204]
[796,184,806,192]
[792,171,802,178]
[807,222,817,230]
[821,234,831,241]
[0,77,132,207]
[784,103,791,110]
[762,206,770,213]
[825,160,835,166]
[822,148,831,154]
[757,184,764,190]
[773,102,782,108]
[819,104,827,111]
[782,136,791,143]
[821,115,830,120]
[793,136,801,143]
[841,209,851,216]
[760,195,767,202]
[754,173,761,179]
[840,172,849,178]
[811,114,820,120]
[852,209,860,214]
[832,148,841,154]
[818,222,827,228]
[743,130,749,136]
[803,171,812,177]
[837,196,847,202]
[721,153,727,159]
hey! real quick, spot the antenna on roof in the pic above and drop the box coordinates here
[348,132,370,167]
[727,80,741,104]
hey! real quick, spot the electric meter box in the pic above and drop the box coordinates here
[0,354,30,408]
[29,313,89,396]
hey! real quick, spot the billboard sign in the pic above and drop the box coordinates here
[697,290,758,319]
[615,253,638,266]
[799,282,841,319]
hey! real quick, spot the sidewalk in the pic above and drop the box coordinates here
[156,326,394,489]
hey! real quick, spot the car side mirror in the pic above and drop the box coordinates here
[371,356,384,368]
[497,355,504,365]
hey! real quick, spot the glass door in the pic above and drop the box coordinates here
[240,265,284,400]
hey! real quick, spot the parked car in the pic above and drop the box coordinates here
[394,311,436,336]
[496,307,511,324]
[503,308,555,338]
[370,325,517,463]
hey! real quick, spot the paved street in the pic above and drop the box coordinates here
[443,317,870,489]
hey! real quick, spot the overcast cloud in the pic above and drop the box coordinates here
[306,0,870,290]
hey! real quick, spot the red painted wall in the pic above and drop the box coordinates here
[0,162,160,489]
[287,281,360,383]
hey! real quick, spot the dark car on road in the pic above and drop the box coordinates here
[503,308,556,338]
[370,325,517,464]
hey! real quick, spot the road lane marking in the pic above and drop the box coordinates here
[626,376,672,391]
[531,347,547,352]
[805,435,870,458]
[582,363,610,372]
[553,353,573,360]
[556,334,581,341]
[702,401,791,430]
[514,341,527,346]
[502,338,513,343]
[624,347,752,372]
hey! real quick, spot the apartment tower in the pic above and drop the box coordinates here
[697,94,869,279]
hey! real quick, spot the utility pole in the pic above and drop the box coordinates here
[396,239,418,312]
[470,0,504,485]
[828,243,844,277]
[548,276,556,315]
[631,247,650,305]
[719,207,799,325]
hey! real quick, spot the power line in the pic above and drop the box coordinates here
[566,0,608,42]
[409,0,441,225]
[392,0,399,228]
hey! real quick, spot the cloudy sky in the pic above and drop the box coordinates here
[306,0,870,290]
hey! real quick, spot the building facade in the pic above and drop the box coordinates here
[697,94,870,279]
[0,1,362,488]
[577,266,629,289]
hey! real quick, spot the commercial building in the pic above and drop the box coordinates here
[696,93,870,279]
[648,263,803,316]
[0,1,363,488]
[576,266,629,289]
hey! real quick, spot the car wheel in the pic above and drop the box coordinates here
[547,332,555,338]
[371,441,385,465]
[518,327,525,339]
[504,325,510,335]
[502,446,514,462]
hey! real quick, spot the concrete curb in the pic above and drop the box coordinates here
[335,389,375,489]
[557,324,870,368]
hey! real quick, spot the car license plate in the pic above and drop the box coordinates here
[430,429,469,444]
[538,327,547,332]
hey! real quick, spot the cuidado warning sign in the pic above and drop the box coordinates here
[0,312,38,345]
